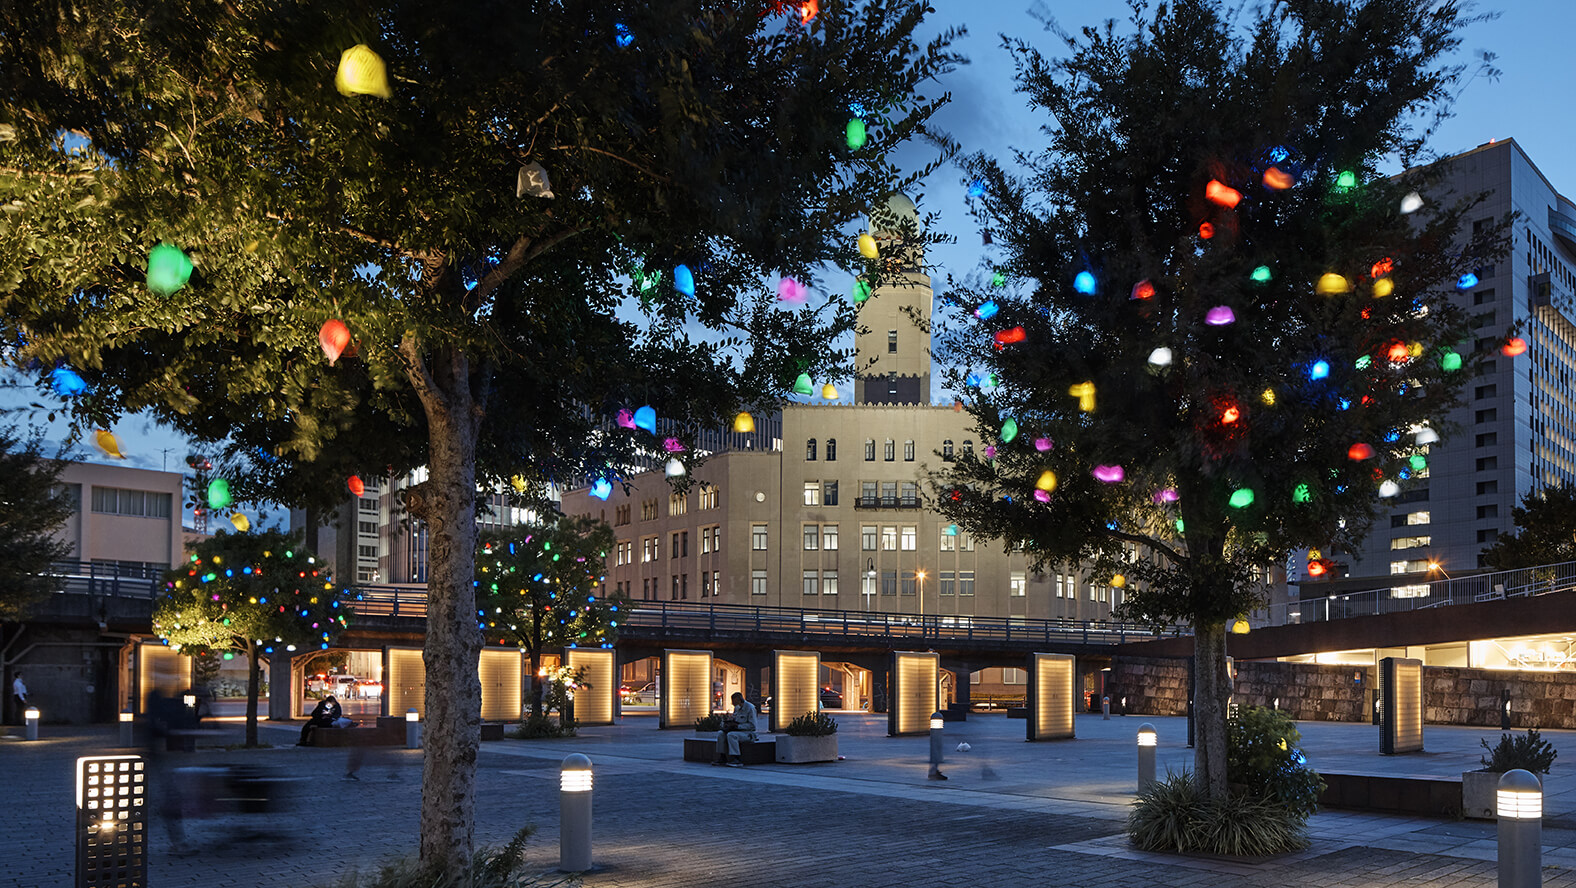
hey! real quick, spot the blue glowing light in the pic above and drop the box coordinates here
[975,300,998,321]
[614,23,633,47]
[1457,272,1479,290]
[1074,271,1097,294]
[968,179,985,198]
[1309,360,1329,380]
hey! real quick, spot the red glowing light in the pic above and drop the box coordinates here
[1348,443,1374,461]
[1199,222,1215,239]
[994,326,1026,345]
[1205,179,1242,208]
[1370,258,1394,278]
[1130,280,1156,301]
[1502,337,1528,357]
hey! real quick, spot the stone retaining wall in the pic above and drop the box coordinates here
[1103,656,1576,728]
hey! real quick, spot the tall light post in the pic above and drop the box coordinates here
[865,558,877,612]
[915,569,926,619]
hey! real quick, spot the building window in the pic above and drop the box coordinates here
[1477,528,1499,543]
[359,521,378,535]
[1390,559,1429,574]
[1056,574,1067,598]
[962,440,973,458]
[669,493,687,516]
[901,570,916,596]
[1002,667,1025,685]
[900,526,916,550]
[862,525,877,551]
[1010,571,1026,597]
[358,545,378,558]
[882,480,897,505]
[615,505,631,525]
[641,499,659,521]
[888,329,898,353]
[642,537,658,563]
[1477,504,1499,519]
[822,570,838,596]
[751,569,768,596]
[881,569,897,596]
[861,480,878,505]
[1476,433,1498,448]
[804,481,821,507]
[961,533,975,552]
[823,525,839,550]
[803,570,819,596]
[701,571,712,597]
[942,439,954,459]
[806,438,817,461]
[803,525,819,551]
[865,439,876,461]
[881,526,897,551]
[356,496,379,513]
[1476,480,1499,495]
[862,574,877,600]
[701,528,713,555]
[900,481,918,506]
[826,439,837,461]
[1475,408,1497,424]
[903,440,915,461]
[672,532,682,559]
[681,573,689,599]
[887,372,898,396]
[823,480,839,506]
[1474,384,1497,399]
[1390,536,1431,550]
[958,570,975,596]
[752,524,768,550]
[939,571,955,595]
[884,439,895,461]
[699,486,718,509]
[1476,456,1498,471]
[940,531,956,552]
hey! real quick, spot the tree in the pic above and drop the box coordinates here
[1482,484,1576,570]
[0,427,73,622]
[930,0,1505,802]
[0,0,959,869]
[154,529,353,746]
[477,515,619,716]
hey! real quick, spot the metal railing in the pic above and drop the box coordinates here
[1252,560,1576,627]
[46,560,164,599]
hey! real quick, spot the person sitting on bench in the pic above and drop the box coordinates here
[714,692,758,767]
[298,695,342,746]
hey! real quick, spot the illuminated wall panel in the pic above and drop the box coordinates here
[1028,653,1076,741]
[479,649,524,722]
[661,649,713,729]
[386,647,425,718]
[888,651,939,736]
[136,644,189,713]
[565,648,616,726]
[772,651,821,733]
[1379,656,1424,754]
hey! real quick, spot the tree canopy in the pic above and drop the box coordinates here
[1481,484,1576,571]
[0,427,73,622]
[0,0,961,868]
[929,0,1505,800]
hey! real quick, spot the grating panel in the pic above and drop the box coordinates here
[76,755,146,888]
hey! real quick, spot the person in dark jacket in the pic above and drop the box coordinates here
[298,695,342,746]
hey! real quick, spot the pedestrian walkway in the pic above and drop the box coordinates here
[3,712,1575,887]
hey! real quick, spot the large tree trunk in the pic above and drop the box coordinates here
[1192,622,1230,800]
[244,641,261,747]
[405,342,485,873]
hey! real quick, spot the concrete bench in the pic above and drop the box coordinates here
[1318,770,1462,817]
[683,733,776,765]
[308,716,405,747]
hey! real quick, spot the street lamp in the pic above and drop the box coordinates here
[1428,561,1451,581]
[865,558,877,612]
[915,569,926,618]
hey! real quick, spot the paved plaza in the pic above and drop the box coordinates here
[6,711,1576,887]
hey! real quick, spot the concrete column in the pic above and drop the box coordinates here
[871,663,890,714]
[267,650,295,720]
[948,663,973,710]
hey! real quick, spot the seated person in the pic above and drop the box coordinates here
[298,695,342,746]
[714,692,758,767]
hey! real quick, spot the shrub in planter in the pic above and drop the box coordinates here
[777,710,838,764]
[1481,728,1557,774]
[784,711,838,736]
[1225,706,1324,818]
[1129,773,1310,856]
[507,714,575,740]
[694,714,722,733]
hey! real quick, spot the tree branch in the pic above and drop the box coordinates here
[398,331,447,418]
[1107,529,1186,568]
[462,227,585,312]
[549,144,670,183]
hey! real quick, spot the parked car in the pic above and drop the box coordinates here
[620,681,655,704]
[819,688,843,709]
[353,679,383,699]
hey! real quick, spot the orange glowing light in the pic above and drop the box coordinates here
[1205,179,1242,208]
[1370,258,1394,278]
[1199,222,1215,239]
[1502,337,1528,357]
[1348,443,1374,461]
[1130,280,1156,301]
[1262,167,1294,190]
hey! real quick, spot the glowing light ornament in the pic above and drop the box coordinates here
[1034,470,1057,493]
[1130,280,1155,301]
[974,300,998,320]
[1092,465,1125,483]
[1355,355,1372,370]
[1148,347,1173,367]
[1000,418,1019,443]
[845,118,866,150]
[1400,192,1424,214]
[990,271,1006,288]
[673,265,695,297]
[969,179,987,198]
[858,233,878,259]
[1068,381,1096,411]
[983,445,996,459]
[1371,258,1395,278]
[851,280,872,303]
[1205,179,1242,208]
[1034,437,1053,452]
[1372,277,1394,298]
[335,44,393,98]
[1378,480,1399,497]
[1033,489,1051,503]
[207,478,233,510]
[665,458,685,478]
[1262,167,1295,190]
[1386,341,1410,363]
[1502,337,1528,357]
[589,478,612,501]
[613,23,634,47]
[1315,273,1351,295]
[994,326,1027,345]
[1260,388,1276,406]
[1347,443,1374,461]
[511,475,527,494]
[347,476,365,497]
[50,367,88,397]
[821,383,838,400]
[1073,271,1097,295]
[1153,488,1179,504]
[231,513,251,532]
[516,162,554,198]
[633,405,657,432]
[777,277,808,303]
[1220,404,1240,424]
[733,412,755,433]
[1456,272,1479,290]
[1440,351,1462,372]
[798,0,818,24]
[1111,574,1127,588]
[1229,488,1255,508]
[1205,306,1235,326]
[1251,265,1272,283]
[319,319,350,364]
[146,244,193,295]
[1293,483,1312,503]
[662,437,686,453]
[1409,454,1427,471]
[1310,360,1330,380]
[1198,222,1215,239]
[792,373,814,396]
[616,409,635,430]
[94,430,124,459]
[1336,170,1357,189]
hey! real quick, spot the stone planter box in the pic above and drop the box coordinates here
[1463,769,1545,820]
[775,734,838,764]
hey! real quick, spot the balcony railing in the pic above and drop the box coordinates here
[853,495,924,510]
[1249,560,1576,628]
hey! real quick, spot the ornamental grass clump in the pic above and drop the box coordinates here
[784,711,839,736]
[1481,728,1557,774]
[320,827,576,888]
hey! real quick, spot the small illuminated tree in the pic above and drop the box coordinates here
[155,529,354,746]
[477,516,619,717]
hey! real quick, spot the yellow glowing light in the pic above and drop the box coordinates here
[858,233,879,259]
[1068,381,1096,412]
[335,44,393,99]
[1315,273,1351,295]
[1260,388,1276,406]
[1373,277,1394,298]
[1035,470,1058,493]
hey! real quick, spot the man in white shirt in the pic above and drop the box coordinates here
[714,692,758,767]
[11,673,27,723]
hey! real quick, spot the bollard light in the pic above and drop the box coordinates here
[928,711,946,781]
[1497,769,1542,888]
[559,753,594,872]
[182,693,196,708]
[1136,723,1157,791]
[1102,695,1110,720]
[119,710,134,747]
[405,707,422,749]
[930,713,944,731]
[24,706,39,741]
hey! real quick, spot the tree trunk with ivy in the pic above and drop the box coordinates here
[245,641,262,748]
